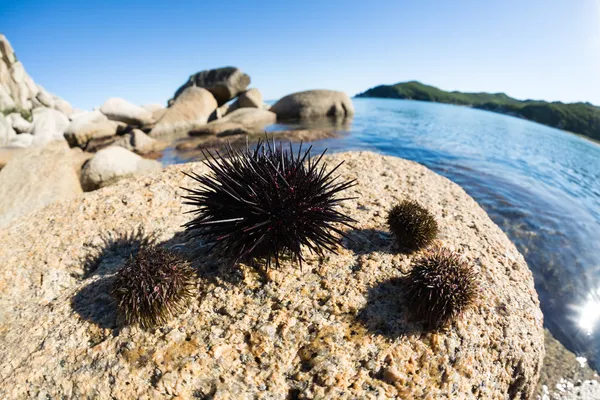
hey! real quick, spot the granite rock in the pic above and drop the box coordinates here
[80,146,162,191]
[0,140,82,227]
[270,90,355,120]
[0,152,543,399]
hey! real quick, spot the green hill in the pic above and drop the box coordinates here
[356,81,600,142]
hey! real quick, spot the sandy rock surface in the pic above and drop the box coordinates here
[0,151,544,399]
[0,140,82,228]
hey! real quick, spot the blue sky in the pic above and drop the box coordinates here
[1,0,599,110]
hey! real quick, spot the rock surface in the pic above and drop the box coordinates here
[0,35,71,114]
[99,98,154,126]
[0,113,16,146]
[64,111,120,148]
[80,146,162,191]
[0,140,82,228]
[7,132,34,148]
[172,67,250,106]
[270,90,355,120]
[104,129,168,155]
[0,152,544,399]
[188,121,252,137]
[31,107,70,143]
[6,112,32,133]
[217,107,276,128]
[65,111,119,148]
[150,87,218,138]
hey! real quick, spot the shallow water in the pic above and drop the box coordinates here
[160,98,600,370]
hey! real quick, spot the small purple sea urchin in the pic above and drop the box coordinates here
[111,246,196,329]
[387,200,438,251]
[182,139,356,268]
[404,247,479,329]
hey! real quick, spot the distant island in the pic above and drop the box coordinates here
[356,81,600,142]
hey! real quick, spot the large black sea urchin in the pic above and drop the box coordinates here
[111,246,196,329]
[182,139,357,268]
[404,247,479,329]
[387,200,438,252]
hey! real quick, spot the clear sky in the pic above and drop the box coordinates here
[1,0,599,110]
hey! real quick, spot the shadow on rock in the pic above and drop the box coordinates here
[82,227,158,278]
[71,275,119,330]
[343,228,394,255]
[161,229,260,286]
[356,277,424,339]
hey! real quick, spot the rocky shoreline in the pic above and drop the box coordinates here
[1,33,598,398]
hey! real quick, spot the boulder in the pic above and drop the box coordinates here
[129,129,167,154]
[189,122,252,137]
[64,111,119,148]
[0,113,16,146]
[99,98,154,126]
[172,67,250,106]
[270,90,355,120]
[54,98,73,117]
[0,140,82,228]
[150,87,217,138]
[0,35,71,114]
[6,112,32,133]
[0,152,544,398]
[218,107,276,128]
[30,107,69,143]
[0,147,26,169]
[106,129,168,155]
[179,128,340,152]
[70,147,94,175]
[35,85,55,108]
[80,146,162,191]
[8,133,34,148]
[237,88,263,108]
[140,103,165,114]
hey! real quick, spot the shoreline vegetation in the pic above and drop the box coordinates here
[356,81,600,142]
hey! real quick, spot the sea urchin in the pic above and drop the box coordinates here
[182,139,356,268]
[111,245,196,329]
[387,200,438,251]
[404,247,479,329]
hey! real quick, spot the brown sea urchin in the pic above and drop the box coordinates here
[404,247,479,329]
[182,139,356,268]
[111,246,196,329]
[387,200,438,251]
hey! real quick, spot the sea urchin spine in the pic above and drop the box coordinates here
[111,245,196,329]
[404,247,479,329]
[387,200,438,251]
[182,139,357,268]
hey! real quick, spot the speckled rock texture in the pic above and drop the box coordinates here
[0,151,544,399]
